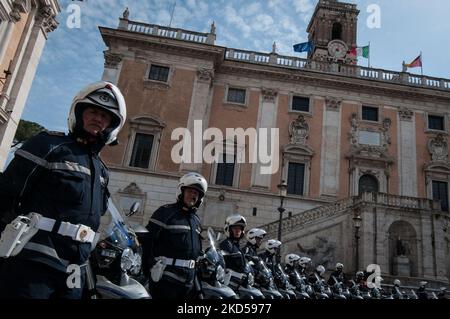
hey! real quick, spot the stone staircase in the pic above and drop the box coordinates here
[259,196,359,239]
[258,192,441,239]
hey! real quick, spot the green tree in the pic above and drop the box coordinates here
[13,119,46,144]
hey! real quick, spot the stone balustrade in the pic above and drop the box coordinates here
[117,19,450,91]
[261,192,443,238]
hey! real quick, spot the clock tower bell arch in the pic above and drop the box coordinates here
[306,0,360,64]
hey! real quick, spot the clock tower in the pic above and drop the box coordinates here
[306,0,359,64]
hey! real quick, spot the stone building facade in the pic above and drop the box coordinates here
[99,1,450,285]
[0,0,60,169]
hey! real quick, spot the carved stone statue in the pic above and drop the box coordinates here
[289,115,309,145]
[396,238,411,256]
[122,7,130,19]
[381,118,392,148]
[428,133,448,162]
[349,112,358,145]
[297,236,336,270]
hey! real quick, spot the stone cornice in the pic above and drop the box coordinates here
[99,26,225,66]
[217,62,450,104]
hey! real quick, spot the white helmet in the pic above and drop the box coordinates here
[335,263,344,270]
[246,228,267,245]
[265,239,282,254]
[176,172,208,208]
[285,253,300,266]
[316,265,326,276]
[224,214,247,238]
[68,81,126,145]
[393,279,401,286]
[299,256,311,267]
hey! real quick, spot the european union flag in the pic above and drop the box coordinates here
[293,41,314,53]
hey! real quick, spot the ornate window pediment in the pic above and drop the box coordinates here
[427,133,448,163]
[130,116,165,131]
[283,143,314,161]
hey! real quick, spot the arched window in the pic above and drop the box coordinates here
[332,23,342,40]
[358,174,379,194]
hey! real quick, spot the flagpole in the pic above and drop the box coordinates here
[368,42,371,68]
[420,51,423,76]
[169,0,176,27]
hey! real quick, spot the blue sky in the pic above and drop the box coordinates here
[22,0,450,132]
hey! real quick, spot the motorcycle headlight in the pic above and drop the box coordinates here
[120,248,134,272]
[130,252,142,275]
[216,265,225,283]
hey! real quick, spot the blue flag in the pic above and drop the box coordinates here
[293,41,314,53]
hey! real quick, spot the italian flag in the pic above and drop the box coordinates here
[350,45,370,58]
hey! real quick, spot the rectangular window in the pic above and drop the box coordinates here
[428,115,445,131]
[149,65,170,82]
[292,96,310,112]
[432,181,449,212]
[129,133,154,168]
[287,162,305,195]
[362,106,379,122]
[227,88,246,104]
[216,154,235,186]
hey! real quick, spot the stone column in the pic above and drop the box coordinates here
[0,5,58,169]
[319,97,342,197]
[397,107,418,197]
[433,214,449,281]
[0,21,14,65]
[180,67,214,172]
[251,88,278,188]
[420,214,435,279]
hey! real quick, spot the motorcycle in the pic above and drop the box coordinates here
[250,257,283,299]
[86,199,150,299]
[284,267,311,299]
[274,264,297,299]
[196,228,237,299]
[310,272,330,299]
[330,276,347,299]
[348,280,364,300]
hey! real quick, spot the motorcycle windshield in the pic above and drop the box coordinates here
[205,228,223,266]
[103,198,134,250]
[256,260,271,278]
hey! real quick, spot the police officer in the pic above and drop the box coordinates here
[219,214,250,291]
[144,172,207,299]
[392,279,404,299]
[242,228,266,259]
[284,254,303,291]
[0,81,126,298]
[258,239,282,274]
[417,281,429,300]
[327,262,347,286]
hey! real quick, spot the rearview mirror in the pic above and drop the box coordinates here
[127,202,140,217]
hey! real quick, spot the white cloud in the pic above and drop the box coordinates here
[242,2,262,17]
[223,5,251,38]
[293,0,314,14]
[250,14,274,32]
[268,0,283,8]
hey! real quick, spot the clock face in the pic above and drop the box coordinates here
[328,40,348,59]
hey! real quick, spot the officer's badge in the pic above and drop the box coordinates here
[99,93,110,103]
